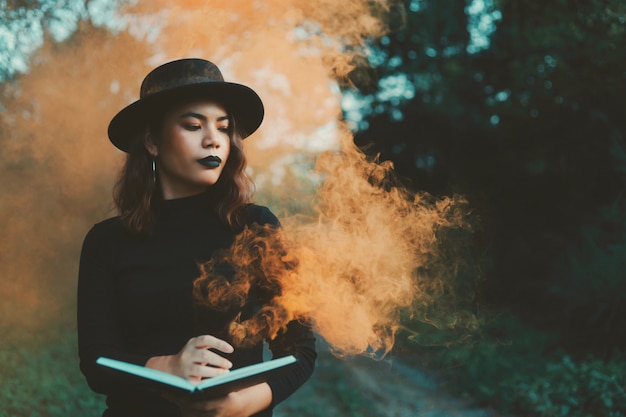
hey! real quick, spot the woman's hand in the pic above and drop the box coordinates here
[163,383,273,417]
[146,335,234,382]
[148,336,272,416]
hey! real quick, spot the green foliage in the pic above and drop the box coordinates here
[415,314,626,417]
[518,355,626,417]
[0,325,104,417]
[552,197,626,356]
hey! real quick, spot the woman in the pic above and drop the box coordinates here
[77,58,316,417]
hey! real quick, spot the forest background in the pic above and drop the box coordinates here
[1,1,625,416]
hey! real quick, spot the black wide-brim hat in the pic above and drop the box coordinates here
[108,58,264,152]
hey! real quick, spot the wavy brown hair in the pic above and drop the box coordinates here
[113,101,255,235]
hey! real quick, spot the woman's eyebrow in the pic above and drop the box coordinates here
[179,112,229,122]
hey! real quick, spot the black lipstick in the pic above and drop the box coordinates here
[198,155,222,168]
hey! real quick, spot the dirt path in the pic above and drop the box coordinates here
[274,346,505,417]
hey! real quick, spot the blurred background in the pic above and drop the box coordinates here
[1,1,625,416]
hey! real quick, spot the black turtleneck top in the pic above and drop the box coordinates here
[77,192,316,417]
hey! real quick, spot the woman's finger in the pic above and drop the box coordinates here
[191,362,231,380]
[191,335,234,353]
[192,348,233,369]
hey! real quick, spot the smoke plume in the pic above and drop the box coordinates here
[194,122,468,356]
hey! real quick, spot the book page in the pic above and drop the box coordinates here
[96,357,195,391]
[197,355,297,390]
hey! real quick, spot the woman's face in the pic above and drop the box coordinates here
[146,99,231,200]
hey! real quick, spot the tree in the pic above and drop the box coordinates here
[0,0,123,81]
[348,0,626,355]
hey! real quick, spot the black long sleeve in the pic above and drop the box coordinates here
[77,192,315,416]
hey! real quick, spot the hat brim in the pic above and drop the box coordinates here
[108,81,264,152]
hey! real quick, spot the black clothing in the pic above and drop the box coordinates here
[77,192,316,417]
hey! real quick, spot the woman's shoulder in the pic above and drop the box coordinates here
[92,215,125,231]
[79,217,128,260]
[83,216,126,243]
[242,204,280,227]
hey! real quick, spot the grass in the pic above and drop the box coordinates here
[0,321,104,417]
[406,314,626,417]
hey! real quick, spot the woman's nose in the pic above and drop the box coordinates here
[202,127,220,148]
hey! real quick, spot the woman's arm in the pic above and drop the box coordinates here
[246,206,318,408]
[266,320,317,407]
[164,383,272,417]
[77,223,150,394]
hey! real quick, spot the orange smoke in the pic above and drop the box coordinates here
[194,124,468,357]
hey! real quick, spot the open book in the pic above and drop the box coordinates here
[96,355,297,399]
